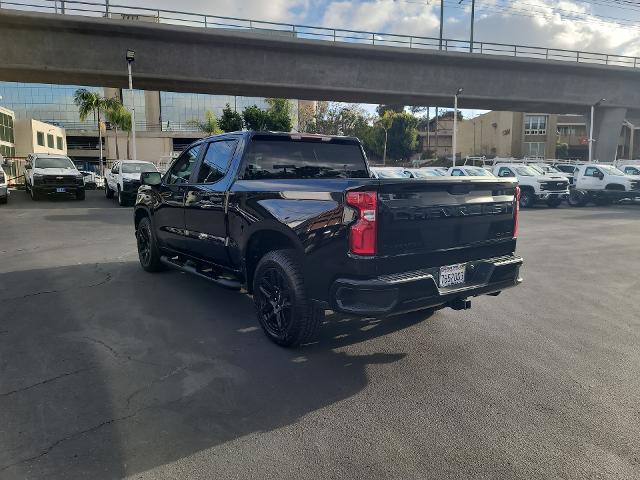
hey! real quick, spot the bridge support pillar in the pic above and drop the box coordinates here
[588,106,626,162]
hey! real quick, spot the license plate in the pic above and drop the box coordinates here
[56,188,66,193]
[439,263,466,288]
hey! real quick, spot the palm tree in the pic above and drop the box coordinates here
[188,110,222,135]
[74,88,109,173]
[104,98,128,160]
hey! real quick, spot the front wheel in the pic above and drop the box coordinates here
[76,189,85,201]
[136,216,164,272]
[519,189,535,208]
[105,181,114,199]
[253,249,323,347]
[567,190,587,207]
[117,187,127,206]
[30,186,40,201]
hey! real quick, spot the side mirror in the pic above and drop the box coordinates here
[140,172,162,187]
[141,171,162,186]
[24,162,32,170]
[597,172,605,180]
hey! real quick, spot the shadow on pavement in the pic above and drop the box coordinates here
[0,261,421,478]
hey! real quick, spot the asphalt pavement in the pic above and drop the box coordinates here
[1,190,639,479]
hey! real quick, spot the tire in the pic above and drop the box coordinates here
[519,189,535,208]
[136,216,164,272]
[105,181,114,199]
[0,196,7,205]
[117,186,127,207]
[253,249,323,347]
[546,197,562,208]
[30,186,40,201]
[568,190,587,207]
[76,189,86,201]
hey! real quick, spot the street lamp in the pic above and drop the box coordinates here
[588,98,605,162]
[452,87,463,166]
[126,49,137,160]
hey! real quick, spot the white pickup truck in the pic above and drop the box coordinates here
[568,164,640,206]
[492,163,569,208]
[104,160,159,206]
[24,153,85,201]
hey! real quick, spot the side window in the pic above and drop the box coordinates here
[196,140,237,184]
[166,144,201,185]
[498,167,514,177]
[111,163,119,174]
[584,167,600,177]
[451,169,464,176]
[625,167,639,175]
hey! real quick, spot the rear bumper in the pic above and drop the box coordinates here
[330,255,523,316]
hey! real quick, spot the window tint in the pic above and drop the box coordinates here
[243,137,369,180]
[625,167,640,175]
[37,131,45,146]
[166,144,201,184]
[451,169,464,176]
[197,140,237,183]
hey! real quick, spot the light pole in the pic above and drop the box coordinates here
[588,98,605,162]
[452,87,463,166]
[439,0,444,50]
[126,49,137,160]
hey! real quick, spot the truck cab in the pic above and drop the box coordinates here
[492,163,569,208]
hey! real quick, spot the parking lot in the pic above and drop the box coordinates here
[1,191,639,479]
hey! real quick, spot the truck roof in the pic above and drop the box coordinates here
[201,131,361,143]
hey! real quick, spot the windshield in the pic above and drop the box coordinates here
[411,169,443,178]
[529,165,545,174]
[599,165,625,176]
[464,167,494,177]
[514,166,540,176]
[373,168,408,179]
[34,157,76,169]
[122,162,157,174]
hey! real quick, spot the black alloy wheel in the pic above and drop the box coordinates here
[256,267,294,340]
[136,217,163,272]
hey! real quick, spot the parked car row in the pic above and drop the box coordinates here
[369,160,640,209]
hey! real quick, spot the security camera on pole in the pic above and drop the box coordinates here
[452,87,463,167]
[126,49,137,160]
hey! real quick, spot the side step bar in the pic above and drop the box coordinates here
[160,255,242,290]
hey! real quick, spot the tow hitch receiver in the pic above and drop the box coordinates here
[450,298,472,310]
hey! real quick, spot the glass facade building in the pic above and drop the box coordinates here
[0,82,103,128]
[159,91,269,128]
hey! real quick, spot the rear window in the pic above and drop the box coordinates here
[242,137,369,180]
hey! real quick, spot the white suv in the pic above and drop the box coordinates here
[492,163,569,208]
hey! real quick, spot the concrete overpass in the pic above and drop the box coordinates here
[1,9,639,160]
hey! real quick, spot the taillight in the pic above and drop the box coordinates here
[513,185,520,238]
[346,191,377,255]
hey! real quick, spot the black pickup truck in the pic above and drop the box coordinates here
[134,131,523,347]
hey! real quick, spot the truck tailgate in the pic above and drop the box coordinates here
[375,178,518,274]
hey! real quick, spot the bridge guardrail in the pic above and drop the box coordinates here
[1,0,639,69]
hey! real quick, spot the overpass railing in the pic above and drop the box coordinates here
[2,0,639,69]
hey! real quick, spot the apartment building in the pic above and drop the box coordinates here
[457,111,639,160]
[13,119,66,157]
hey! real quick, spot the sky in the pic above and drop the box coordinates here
[114,0,640,118]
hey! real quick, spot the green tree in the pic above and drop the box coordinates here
[242,104,268,130]
[219,103,243,132]
[556,142,569,159]
[188,110,222,135]
[264,98,292,131]
[103,97,129,160]
[376,104,405,116]
[385,111,419,162]
[376,111,394,165]
[73,88,110,173]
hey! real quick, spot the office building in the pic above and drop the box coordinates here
[0,106,16,158]
[14,119,66,157]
